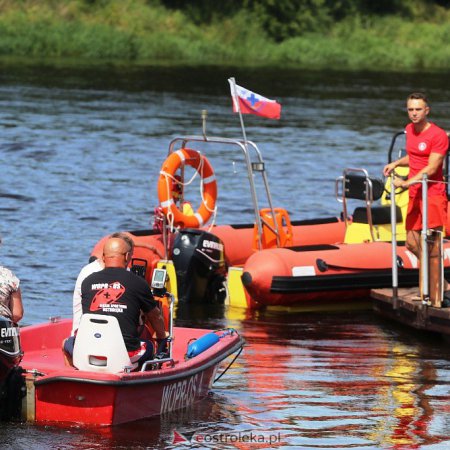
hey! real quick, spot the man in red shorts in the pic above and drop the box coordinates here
[384,92,449,307]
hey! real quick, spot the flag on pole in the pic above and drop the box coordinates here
[228,78,281,120]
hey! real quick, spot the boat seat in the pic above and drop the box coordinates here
[336,168,399,243]
[253,207,293,250]
[353,205,403,225]
[73,314,137,373]
[344,173,385,201]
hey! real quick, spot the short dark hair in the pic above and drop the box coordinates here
[407,92,429,105]
[110,232,134,253]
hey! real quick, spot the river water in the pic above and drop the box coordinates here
[1,64,450,449]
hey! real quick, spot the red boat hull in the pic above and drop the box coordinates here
[19,319,243,426]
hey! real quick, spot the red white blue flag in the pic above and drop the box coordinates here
[228,78,281,120]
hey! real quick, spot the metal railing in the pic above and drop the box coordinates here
[335,167,378,242]
[162,112,282,251]
[390,173,443,306]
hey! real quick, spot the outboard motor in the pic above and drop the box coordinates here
[172,228,227,303]
[0,316,25,421]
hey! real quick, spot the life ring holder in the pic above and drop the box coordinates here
[157,148,217,229]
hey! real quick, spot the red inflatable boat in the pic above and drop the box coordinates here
[90,133,348,308]
[90,130,450,309]
[241,240,449,306]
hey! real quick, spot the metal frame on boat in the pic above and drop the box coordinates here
[164,130,284,251]
[89,117,347,307]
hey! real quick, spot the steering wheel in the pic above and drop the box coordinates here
[383,170,409,196]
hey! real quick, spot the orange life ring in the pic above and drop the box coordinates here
[157,148,217,228]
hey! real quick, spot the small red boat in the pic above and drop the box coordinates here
[18,316,243,426]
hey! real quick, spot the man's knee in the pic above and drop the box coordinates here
[429,243,441,258]
[63,336,75,355]
[405,230,421,256]
[406,240,419,256]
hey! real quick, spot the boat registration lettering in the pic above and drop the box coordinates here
[292,266,316,276]
[160,372,203,414]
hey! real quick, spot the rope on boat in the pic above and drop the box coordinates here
[213,345,243,383]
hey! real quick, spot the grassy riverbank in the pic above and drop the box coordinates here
[0,0,449,71]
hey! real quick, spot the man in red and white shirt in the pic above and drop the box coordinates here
[384,92,449,307]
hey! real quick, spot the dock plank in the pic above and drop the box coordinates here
[371,287,450,337]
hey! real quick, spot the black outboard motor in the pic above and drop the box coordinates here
[172,228,227,303]
[0,316,25,421]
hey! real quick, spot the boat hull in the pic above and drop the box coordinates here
[242,242,450,306]
[19,319,243,426]
[32,366,216,426]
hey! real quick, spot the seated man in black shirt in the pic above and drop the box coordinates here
[63,235,167,367]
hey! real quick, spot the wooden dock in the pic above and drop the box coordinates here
[371,287,450,337]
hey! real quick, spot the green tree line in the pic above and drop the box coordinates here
[0,0,449,71]
[161,0,450,41]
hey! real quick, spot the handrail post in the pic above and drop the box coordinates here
[162,214,168,259]
[421,174,429,304]
[390,174,398,307]
[168,293,174,360]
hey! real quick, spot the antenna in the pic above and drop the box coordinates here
[201,109,208,140]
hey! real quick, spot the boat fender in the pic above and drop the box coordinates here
[185,332,220,359]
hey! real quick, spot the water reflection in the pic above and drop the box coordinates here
[223,309,450,449]
[162,303,450,448]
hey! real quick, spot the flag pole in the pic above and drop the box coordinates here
[229,77,249,146]
[228,77,264,249]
